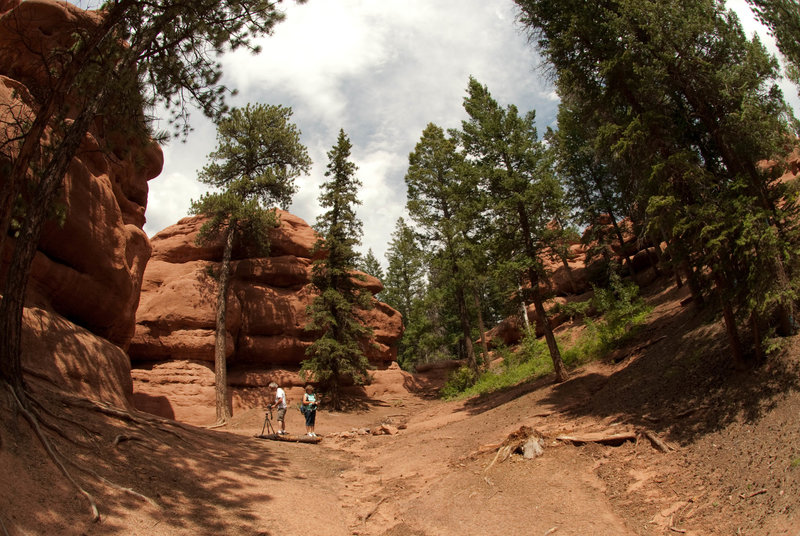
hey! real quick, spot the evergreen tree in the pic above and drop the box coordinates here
[382,218,424,322]
[358,248,385,285]
[302,130,373,410]
[748,0,800,94]
[405,123,481,373]
[190,103,310,424]
[459,77,569,382]
[515,0,799,363]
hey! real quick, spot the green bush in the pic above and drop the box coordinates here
[590,271,651,349]
[440,366,478,399]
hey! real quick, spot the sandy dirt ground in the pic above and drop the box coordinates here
[2,282,800,536]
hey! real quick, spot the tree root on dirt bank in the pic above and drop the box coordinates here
[4,381,100,521]
[2,381,169,522]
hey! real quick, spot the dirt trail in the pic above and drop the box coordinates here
[225,369,637,536]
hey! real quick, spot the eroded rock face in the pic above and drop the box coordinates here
[130,213,404,423]
[0,0,163,348]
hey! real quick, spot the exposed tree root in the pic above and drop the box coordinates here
[27,391,100,441]
[56,394,194,445]
[112,434,146,447]
[4,382,100,522]
[206,420,228,430]
[63,452,160,508]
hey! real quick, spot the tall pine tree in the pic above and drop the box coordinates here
[405,123,481,373]
[459,77,569,382]
[191,103,311,424]
[302,130,373,410]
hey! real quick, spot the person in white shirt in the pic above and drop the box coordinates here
[268,382,288,435]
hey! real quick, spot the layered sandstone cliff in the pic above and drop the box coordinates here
[0,0,163,407]
[129,213,404,423]
[0,0,163,351]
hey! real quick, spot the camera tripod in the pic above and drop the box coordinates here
[260,407,276,436]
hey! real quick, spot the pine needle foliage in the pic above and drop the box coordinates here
[302,130,374,410]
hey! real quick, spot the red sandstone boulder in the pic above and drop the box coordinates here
[131,213,402,366]
[22,306,133,409]
[0,0,163,348]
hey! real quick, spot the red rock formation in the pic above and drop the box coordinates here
[0,0,163,349]
[130,213,404,424]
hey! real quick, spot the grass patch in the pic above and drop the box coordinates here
[441,272,652,400]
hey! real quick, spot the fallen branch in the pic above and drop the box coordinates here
[364,496,388,522]
[642,430,672,453]
[556,431,636,446]
[739,489,767,500]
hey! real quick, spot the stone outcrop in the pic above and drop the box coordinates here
[130,213,404,424]
[0,0,163,349]
[130,212,403,366]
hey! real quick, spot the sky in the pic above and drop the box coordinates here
[142,0,559,265]
[70,0,800,266]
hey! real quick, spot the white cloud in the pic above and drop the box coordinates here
[145,0,556,264]
[141,0,798,267]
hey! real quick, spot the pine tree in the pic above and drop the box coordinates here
[405,123,481,373]
[358,248,385,285]
[302,130,373,410]
[748,0,800,94]
[190,103,311,424]
[382,218,430,369]
[515,0,799,363]
[459,77,569,382]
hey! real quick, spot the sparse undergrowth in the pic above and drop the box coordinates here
[442,273,652,400]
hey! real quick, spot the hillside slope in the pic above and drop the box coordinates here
[2,279,799,535]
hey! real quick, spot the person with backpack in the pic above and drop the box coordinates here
[301,384,319,437]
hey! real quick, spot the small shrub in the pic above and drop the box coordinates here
[440,366,478,399]
[591,271,651,349]
[554,299,591,321]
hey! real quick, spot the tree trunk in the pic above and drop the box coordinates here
[529,277,569,383]
[770,254,796,336]
[516,201,568,382]
[607,211,636,277]
[214,224,234,424]
[472,287,490,368]
[681,259,705,308]
[519,281,532,336]
[0,93,101,399]
[658,228,683,288]
[454,286,478,373]
[750,311,764,363]
[561,256,578,294]
[712,270,747,368]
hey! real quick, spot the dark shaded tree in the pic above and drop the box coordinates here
[302,130,373,410]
